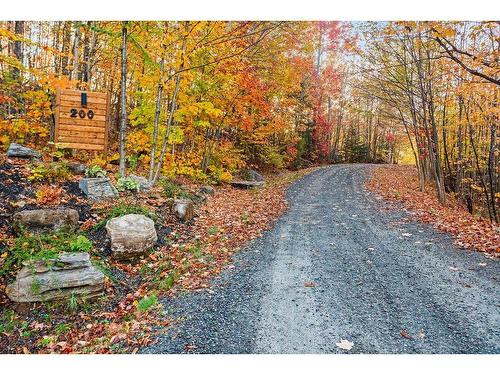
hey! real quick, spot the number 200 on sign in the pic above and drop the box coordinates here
[70,108,94,119]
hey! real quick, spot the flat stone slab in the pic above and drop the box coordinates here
[230,180,265,189]
[5,252,104,303]
[6,143,41,159]
[106,214,157,259]
[79,177,118,200]
[13,208,79,233]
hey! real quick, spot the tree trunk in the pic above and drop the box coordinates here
[12,21,24,79]
[148,56,165,182]
[71,22,80,82]
[118,22,128,178]
[61,21,72,76]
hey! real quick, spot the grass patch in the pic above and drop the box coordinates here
[137,294,158,312]
[54,323,71,335]
[0,231,93,276]
[160,179,195,200]
[0,309,18,335]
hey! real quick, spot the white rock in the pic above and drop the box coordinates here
[172,199,194,221]
[105,214,157,259]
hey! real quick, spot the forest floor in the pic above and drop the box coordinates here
[0,155,316,354]
[142,164,499,354]
[367,165,499,255]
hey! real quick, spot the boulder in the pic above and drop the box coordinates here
[128,174,152,192]
[68,163,87,175]
[13,208,79,233]
[240,169,264,182]
[231,169,265,189]
[6,143,41,159]
[172,199,195,221]
[5,252,104,303]
[105,214,157,259]
[79,178,118,200]
[199,185,215,195]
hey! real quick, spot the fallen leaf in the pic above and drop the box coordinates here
[400,330,412,339]
[336,339,354,351]
[418,330,425,339]
[304,281,316,287]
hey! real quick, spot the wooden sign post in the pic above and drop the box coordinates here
[54,89,110,152]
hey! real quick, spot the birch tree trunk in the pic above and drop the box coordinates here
[71,22,80,81]
[148,57,165,182]
[151,22,189,185]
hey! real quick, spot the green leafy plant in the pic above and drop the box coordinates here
[38,336,53,348]
[116,177,140,192]
[161,180,182,198]
[29,162,71,183]
[159,272,178,291]
[0,231,91,276]
[54,323,71,335]
[159,179,194,200]
[127,154,139,170]
[137,294,158,312]
[207,226,219,235]
[69,235,92,252]
[20,321,32,338]
[85,165,107,178]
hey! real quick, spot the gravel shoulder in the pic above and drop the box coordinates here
[143,164,500,354]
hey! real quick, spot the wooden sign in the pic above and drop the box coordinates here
[54,89,110,151]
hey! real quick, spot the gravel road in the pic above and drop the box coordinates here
[144,164,500,354]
